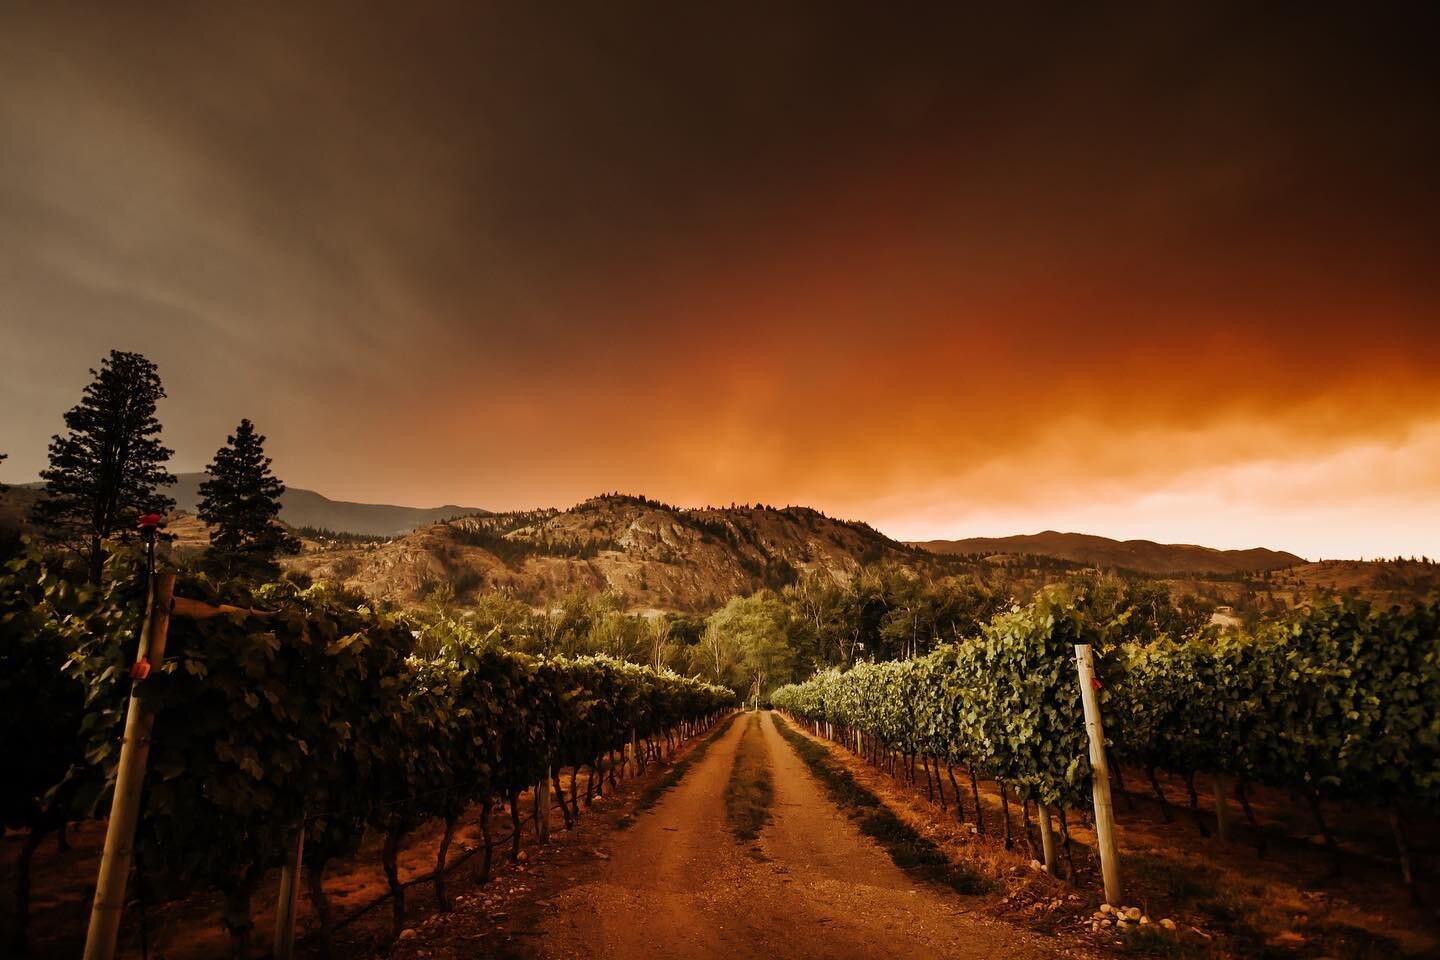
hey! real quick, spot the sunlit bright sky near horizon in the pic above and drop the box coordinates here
[2,3,1438,560]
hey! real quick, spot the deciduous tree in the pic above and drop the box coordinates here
[704,593,795,705]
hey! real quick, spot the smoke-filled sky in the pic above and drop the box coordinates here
[2,3,1438,558]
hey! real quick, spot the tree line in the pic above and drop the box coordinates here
[416,560,1217,713]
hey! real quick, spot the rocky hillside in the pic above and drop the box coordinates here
[284,494,937,612]
[1263,558,1440,610]
[913,531,1305,575]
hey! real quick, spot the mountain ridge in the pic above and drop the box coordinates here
[10,473,486,537]
[911,531,1305,575]
[282,494,1336,613]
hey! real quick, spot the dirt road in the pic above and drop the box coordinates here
[533,711,1058,960]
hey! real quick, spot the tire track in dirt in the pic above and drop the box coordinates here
[531,711,1060,960]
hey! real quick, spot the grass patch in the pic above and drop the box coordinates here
[1121,851,1405,959]
[1117,923,1216,959]
[1122,855,1284,958]
[1306,922,1406,960]
[619,713,739,828]
[725,713,775,845]
[771,712,994,895]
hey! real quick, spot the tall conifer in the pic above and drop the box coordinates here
[198,419,297,579]
[32,351,175,583]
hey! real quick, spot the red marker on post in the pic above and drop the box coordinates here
[133,510,166,680]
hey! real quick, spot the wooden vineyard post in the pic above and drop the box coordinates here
[1212,774,1231,841]
[83,572,176,960]
[273,827,305,960]
[538,768,552,843]
[1037,802,1058,875]
[1074,643,1122,905]
[1388,805,1419,904]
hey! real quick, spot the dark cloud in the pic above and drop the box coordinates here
[1,3,1437,553]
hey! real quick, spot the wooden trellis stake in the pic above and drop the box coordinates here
[1037,802,1058,875]
[1212,774,1231,840]
[83,573,176,960]
[1075,643,1123,905]
[273,827,305,960]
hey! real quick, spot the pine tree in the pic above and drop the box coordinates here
[198,419,297,579]
[32,351,175,584]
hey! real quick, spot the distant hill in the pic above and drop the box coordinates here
[8,473,485,538]
[285,494,931,612]
[0,484,37,531]
[911,531,1305,575]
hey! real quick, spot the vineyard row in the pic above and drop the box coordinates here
[3,548,734,956]
[771,590,1440,899]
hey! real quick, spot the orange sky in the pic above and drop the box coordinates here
[2,4,1437,558]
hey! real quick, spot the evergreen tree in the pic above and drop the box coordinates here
[198,419,297,579]
[32,351,175,584]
